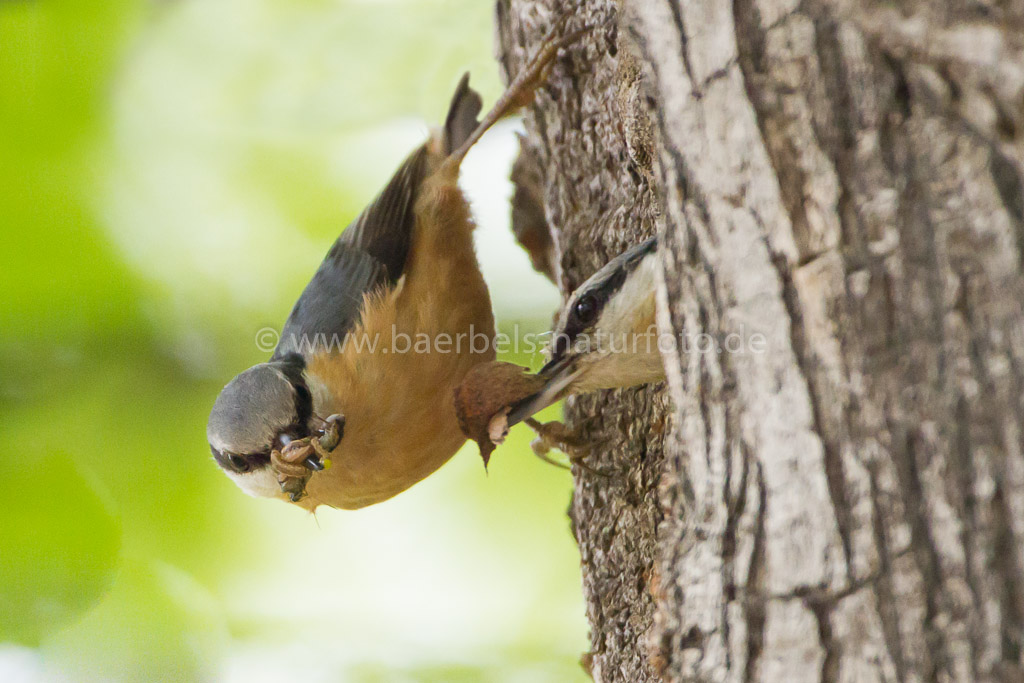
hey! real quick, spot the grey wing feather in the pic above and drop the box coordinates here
[272,146,429,361]
[338,146,429,282]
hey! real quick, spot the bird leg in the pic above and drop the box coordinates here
[445,16,594,168]
[271,414,344,502]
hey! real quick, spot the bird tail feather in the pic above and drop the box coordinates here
[442,73,483,156]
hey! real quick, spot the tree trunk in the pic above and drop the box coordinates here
[498,0,1024,681]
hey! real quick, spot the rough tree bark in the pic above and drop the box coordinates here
[497,0,1024,681]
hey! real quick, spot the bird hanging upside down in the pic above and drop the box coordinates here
[207,23,588,510]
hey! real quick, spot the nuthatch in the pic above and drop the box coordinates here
[505,237,664,460]
[207,26,585,510]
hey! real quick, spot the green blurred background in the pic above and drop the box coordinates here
[0,0,588,680]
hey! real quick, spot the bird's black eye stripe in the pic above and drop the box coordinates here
[551,238,657,361]
[552,332,569,359]
[211,446,270,474]
[558,268,627,355]
[291,380,312,436]
[276,352,313,440]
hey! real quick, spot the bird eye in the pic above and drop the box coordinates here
[228,454,249,473]
[572,295,598,325]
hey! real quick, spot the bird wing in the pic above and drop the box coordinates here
[273,146,428,361]
[340,145,428,281]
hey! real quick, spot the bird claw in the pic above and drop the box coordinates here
[271,414,345,502]
[318,414,345,453]
[444,12,595,168]
[525,419,610,477]
[507,15,592,109]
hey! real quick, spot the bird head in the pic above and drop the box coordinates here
[507,237,664,425]
[207,355,317,499]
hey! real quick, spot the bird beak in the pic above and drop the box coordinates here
[505,354,582,427]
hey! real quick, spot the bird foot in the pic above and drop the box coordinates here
[271,414,344,502]
[524,418,610,477]
[445,14,595,167]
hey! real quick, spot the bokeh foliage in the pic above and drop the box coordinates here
[0,1,586,680]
